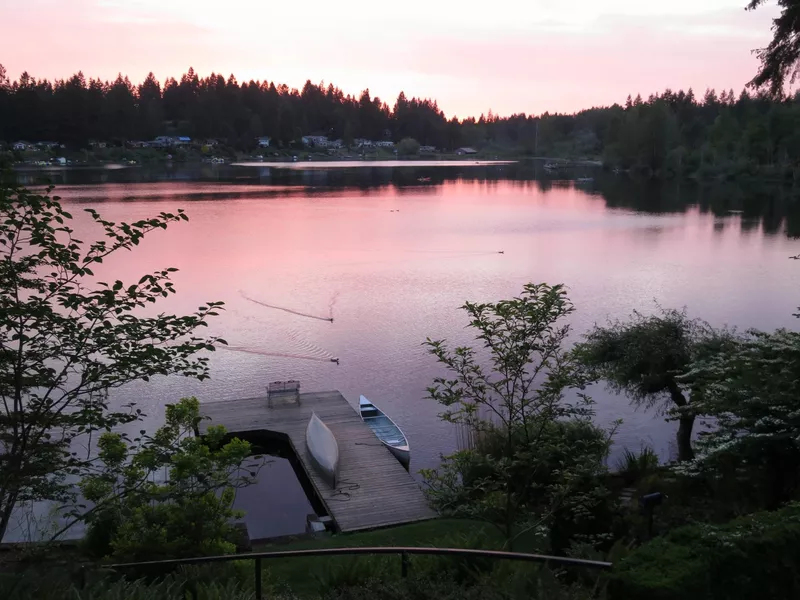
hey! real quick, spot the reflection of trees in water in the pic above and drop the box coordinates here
[16,162,800,238]
[595,175,800,238]
[13,161,561,190]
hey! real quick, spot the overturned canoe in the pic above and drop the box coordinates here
[305,411,340,488]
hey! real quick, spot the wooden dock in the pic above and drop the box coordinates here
[199,390,437,533]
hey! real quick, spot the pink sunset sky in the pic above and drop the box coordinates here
[0,0,782,117]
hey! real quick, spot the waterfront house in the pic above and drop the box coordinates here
[256,136,271,148]
[420,145,437,153]
[153,135,189,147]
[375,141,395,148]
[456,147,478,155]
[13,141,32,151]
[302,135,329,148]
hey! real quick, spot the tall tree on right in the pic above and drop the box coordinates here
[680,329,800,509]
[747,0,800,96]
[574,309,735,462]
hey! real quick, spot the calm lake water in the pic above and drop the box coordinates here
[8,160,800,540]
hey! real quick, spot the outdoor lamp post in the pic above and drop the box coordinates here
[639,492,664,539]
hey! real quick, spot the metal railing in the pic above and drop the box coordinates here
[109,546,613,599]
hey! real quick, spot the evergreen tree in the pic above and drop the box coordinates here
[0,64,798,177]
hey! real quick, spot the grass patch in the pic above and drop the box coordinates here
[254,518,536,596]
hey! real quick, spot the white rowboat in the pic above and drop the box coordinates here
[359,395,410,470]
[305,412,340,488]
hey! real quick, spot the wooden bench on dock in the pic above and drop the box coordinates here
[267,380,300,407]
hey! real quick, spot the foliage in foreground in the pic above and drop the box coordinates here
[317,568,599,600]
[80,397,262,563]
[678,328,800,509]
[422,283,614,552]
[0,565,256,600]
[0,180,226,541]
[611,502,800,600]
[0,523,605,599]
[1,556,602,600]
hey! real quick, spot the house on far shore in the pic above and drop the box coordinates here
[256,136,271,148]
[13,141,33,151]
[420,145,437,153]
[302,135,329,148]
[152,136,190,147]
[37,141,60,150]
[455,147,478,155]
[374,141,395,148]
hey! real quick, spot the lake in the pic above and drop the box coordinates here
[7,160,800,541]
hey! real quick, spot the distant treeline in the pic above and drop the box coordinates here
[2,64,800,177]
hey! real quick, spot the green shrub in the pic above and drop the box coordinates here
[411,530,499,584]
[425,419,614,553]
[615,446,659,485]
[610,502,800,599]
[79,398,258,563]
[319,570,595,600]
[313,556,391,594]
[0,565,256,600]
[106,488,241,563]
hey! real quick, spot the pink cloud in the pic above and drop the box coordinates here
[1,0,213,82]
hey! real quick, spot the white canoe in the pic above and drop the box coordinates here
[305,412,339,488]
[359,395,410,470]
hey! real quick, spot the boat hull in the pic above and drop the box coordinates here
[305,411,339,488]
[359,395,411,471]
[387,444,411,470]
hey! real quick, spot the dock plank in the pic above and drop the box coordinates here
[199,391,437,532]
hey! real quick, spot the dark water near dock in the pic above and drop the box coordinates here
[7,160,800,541]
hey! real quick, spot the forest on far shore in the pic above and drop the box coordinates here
[2,64,800,178]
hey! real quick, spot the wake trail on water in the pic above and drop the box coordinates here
[229,311,339,364]
[284,327,336,361]
[328,291,339,320]
[240,291,334,322]
[221,345,336,364]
